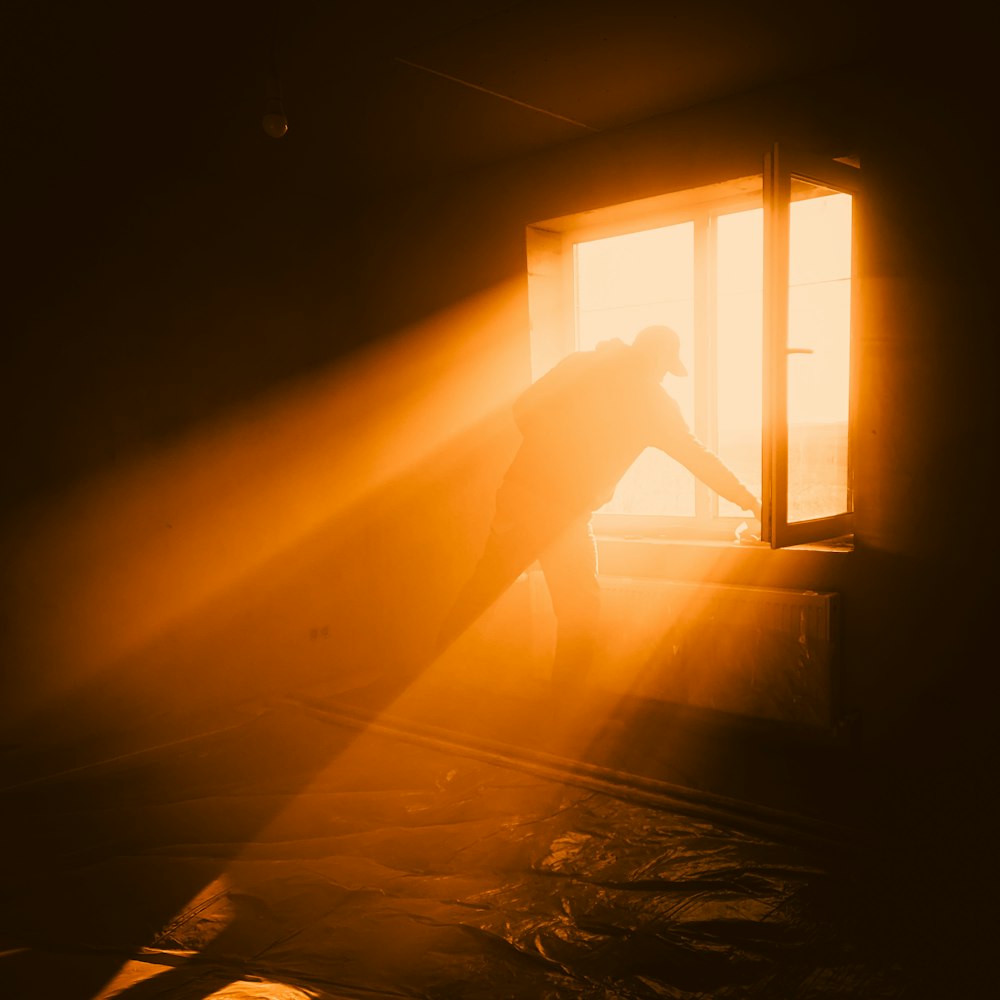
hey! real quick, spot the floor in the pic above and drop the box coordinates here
[0,653,982,999]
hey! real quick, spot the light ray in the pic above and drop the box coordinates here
[3,279,526,719]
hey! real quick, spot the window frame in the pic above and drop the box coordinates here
[525,153,861,550]
[763,144,862,548]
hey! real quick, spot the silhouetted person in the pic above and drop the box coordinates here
[439,325,761,686]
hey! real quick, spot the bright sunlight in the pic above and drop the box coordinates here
[572,189,852,526]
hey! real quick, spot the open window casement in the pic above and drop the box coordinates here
[763,144,861,548]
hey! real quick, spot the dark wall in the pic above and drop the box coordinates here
[3,2,372,742]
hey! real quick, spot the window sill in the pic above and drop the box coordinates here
[595,533,852,590]
[596,531,853,552]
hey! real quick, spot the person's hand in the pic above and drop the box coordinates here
[735,519,761,544]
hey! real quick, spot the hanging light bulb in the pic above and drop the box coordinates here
[262,96,288,138]
[262,53,288,139]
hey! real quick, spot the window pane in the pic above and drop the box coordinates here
[716,208,763,516]
[575,224,696,516]
[786,191,852,521]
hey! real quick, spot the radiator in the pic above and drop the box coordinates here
[528,572,840,732]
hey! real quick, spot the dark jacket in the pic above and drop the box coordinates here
[503,338,758,518]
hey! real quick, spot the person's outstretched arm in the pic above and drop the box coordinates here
[652,393,761,516]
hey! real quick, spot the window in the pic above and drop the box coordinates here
[764,147,860,547]
[526,146,860,549]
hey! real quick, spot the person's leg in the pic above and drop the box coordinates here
[436,522,526,652]
[538,516,600,688]
[436,480,548,653]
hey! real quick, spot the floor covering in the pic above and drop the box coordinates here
[0,678,926,1000]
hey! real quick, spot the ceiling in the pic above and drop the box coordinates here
[8,0,904,202]
[275,0,896,190]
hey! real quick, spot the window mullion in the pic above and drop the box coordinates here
[693,211,715,522]
[763,147,789,544]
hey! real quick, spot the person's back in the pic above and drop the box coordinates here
[505,338,666,517]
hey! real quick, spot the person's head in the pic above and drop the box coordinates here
[631,325,688,380]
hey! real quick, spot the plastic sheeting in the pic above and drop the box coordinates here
[1,700,907,998]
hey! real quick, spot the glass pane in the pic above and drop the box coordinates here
[574,224,696,516]
[786,189,852,521]
[716,207,763,516]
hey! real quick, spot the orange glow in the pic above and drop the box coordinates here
[787,192,853,427]
[566,189,852,526]
[4,269,786,999]
[786,191,853,521]
[88,550,775,997]
[2,279,527,719]
[573,209,765,521]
